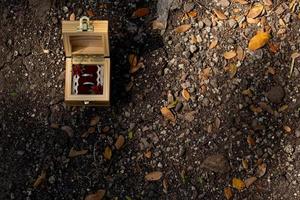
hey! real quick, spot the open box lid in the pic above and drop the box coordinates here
[62,16,109,58]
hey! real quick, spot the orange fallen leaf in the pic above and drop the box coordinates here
[247,17,260,24]
[182,89,190,101]
[68,147,88,158]
[247,3,264,18]
[103,146,112,160]
[209,38,218,49]
[145,171,163,181]
[161,107,176,122]
[232,178,246,191]
[257,163,267,177]
[144,150,152,159]
[225,63,237,78]
[85,189,106,200]
[182,10,198,20]
[33,170,46,188]
[224,50,237,59]
[174,24,191,33]
[247,135,256,146]
[213,9,227,20]
[224,187,233,200]
[248,32,271,51]
[115,135,125,150]
[244,176,257,187]
[132,8,150,17]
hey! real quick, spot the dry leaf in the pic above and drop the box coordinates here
[232,0,249,5]
[115,135,125,150]
[70,13,75,21]
[33,170,46,188]
[278,105,288,112]
[247,3,264,18]
[215,117,221,130]
[85,190,106,200]
[103,146,112,160]
[247,135,256,146]
[174,24,191,33]
[128,54,141,73]
[247,17,260,24]
[236,46,245,61]
[232,178,246,191]
[87,9,95,17]
[283,125,292,133]
[291,52,300,59]
[248,32,271,51]
[182,89,190,101]
[225,63,237,78]
[152,20,165,30]
[144,150,152,158]
[224,50,237,59]
[265,67,276,75]
[257,163,267,177]
[50,123,60,129]
[209,38,218,49]
[242,159,249,170]
[61,126,74,137]
[182,10,198,20]
[145,171,163,181]
[68,147,88,158]
[250,105,263,113]
[132,8,150,17]
[90,116,100,126]
[213,9,227,20]
[242,89,253,97]
[163,178,168,193]
[161,107,176,122]
[224,187,233,200]
[244,177,257,187]
[263,0,273,6]
[268,42,279,53]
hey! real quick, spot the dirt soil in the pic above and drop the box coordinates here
[1,0,300,199]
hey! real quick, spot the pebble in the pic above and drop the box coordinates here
[182,51,191,58]
[157,162,163,168]
[266,85,285,104]
[295,129,300,138]
[284,144,294,155]
[189,45,198,53]
[52,17,58,24]
[203,18,212,27]
[175,102,183,112]
[183,2,195,12]
[228,19,237,28]
[49,176,55,184]
[198,21,204,29]
[219,0,230,7]
[200,154,230,173]
[63,6,69,13]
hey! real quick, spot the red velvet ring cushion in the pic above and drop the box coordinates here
[83,65,98,74]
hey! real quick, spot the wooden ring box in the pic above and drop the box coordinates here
[62,16,110,106]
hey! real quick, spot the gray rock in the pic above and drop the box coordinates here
[63,6,69,13]
[201,154,230,173]
[203,18,212,27]
[189,45,198,53]
[182,51,191,58]
[219,0,230,7]
[175,102,183,112]
[228,19,237,28]
[198,21,204,29]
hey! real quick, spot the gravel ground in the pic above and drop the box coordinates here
[1,0,300,199]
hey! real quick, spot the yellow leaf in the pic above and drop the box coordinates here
[225,64,237,78]
[33,170,46,188]
[213,9,227,20]
[68,147,88,158]
[182,89,190,101]
[246,17,260,24]
[244,177,257,188]
[232,178,246,191]
[70,13,75,21]
[103,146,112,160]
[224,187,233,200]
[248,32,271,51]
[145,171,163,181]
[85,190,106,200]
[209,38,218,49]
[247,3,264,19]
[115,135,125,150]
[161,107,176,122]
[174,24,191,33]
[224,50,237,59]
[132,8,150,17]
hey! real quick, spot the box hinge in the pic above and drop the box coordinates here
[77,16,94,32]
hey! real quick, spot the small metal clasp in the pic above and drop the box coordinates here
[77,16,94,32]
[84,101,90,105]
